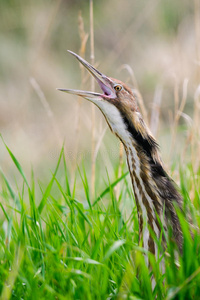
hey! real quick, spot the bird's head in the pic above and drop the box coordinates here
[58,51,157,152]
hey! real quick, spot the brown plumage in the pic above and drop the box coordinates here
[58,51,183,255]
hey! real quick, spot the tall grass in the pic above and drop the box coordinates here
[0,1,200,299]
[0,139,200,299]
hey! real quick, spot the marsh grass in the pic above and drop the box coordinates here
[1,1,200,299]
[0,139,200,300]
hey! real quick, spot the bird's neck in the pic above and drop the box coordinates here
[103,103,183,252]
[124,139,162,255]
[121,117,183,253]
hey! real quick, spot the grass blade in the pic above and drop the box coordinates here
[1,137,29,188]
[38,147,64,214]
[92,171,129,207]
[103,240,125,261]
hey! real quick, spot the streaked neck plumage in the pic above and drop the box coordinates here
[99,99,183,254]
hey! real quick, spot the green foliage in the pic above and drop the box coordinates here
[0,143,200,299]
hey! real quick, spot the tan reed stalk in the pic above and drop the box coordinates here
[194,0,200,82]
[193,0,200,171]
[90,0,96,198]
[169,78,188,160]
[181,2,200,197]
[77,11,89,147]
[182,85,200,199]
[150,85,163,138]
[70,12,89,187]
[76,11,88,142]
[193,85,200,172]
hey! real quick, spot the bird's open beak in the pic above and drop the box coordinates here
[57,50,116,102]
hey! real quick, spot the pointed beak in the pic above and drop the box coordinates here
[57,50,116,102]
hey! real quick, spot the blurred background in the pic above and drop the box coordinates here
[0,0,199,191]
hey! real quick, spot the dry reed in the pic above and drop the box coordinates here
[90,0,96,198]
[70,11,89,187]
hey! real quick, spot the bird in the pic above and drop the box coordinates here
[57,50,184,258]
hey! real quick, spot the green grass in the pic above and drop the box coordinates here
[0,142,200,300]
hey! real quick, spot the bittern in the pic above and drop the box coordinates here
[58,51,183,256]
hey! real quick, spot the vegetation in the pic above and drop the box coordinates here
[0,0,200,299]
[0,140,199,299]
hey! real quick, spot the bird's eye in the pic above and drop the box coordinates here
[114,85,122,92]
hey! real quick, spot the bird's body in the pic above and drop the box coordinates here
[58,51,183,256]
